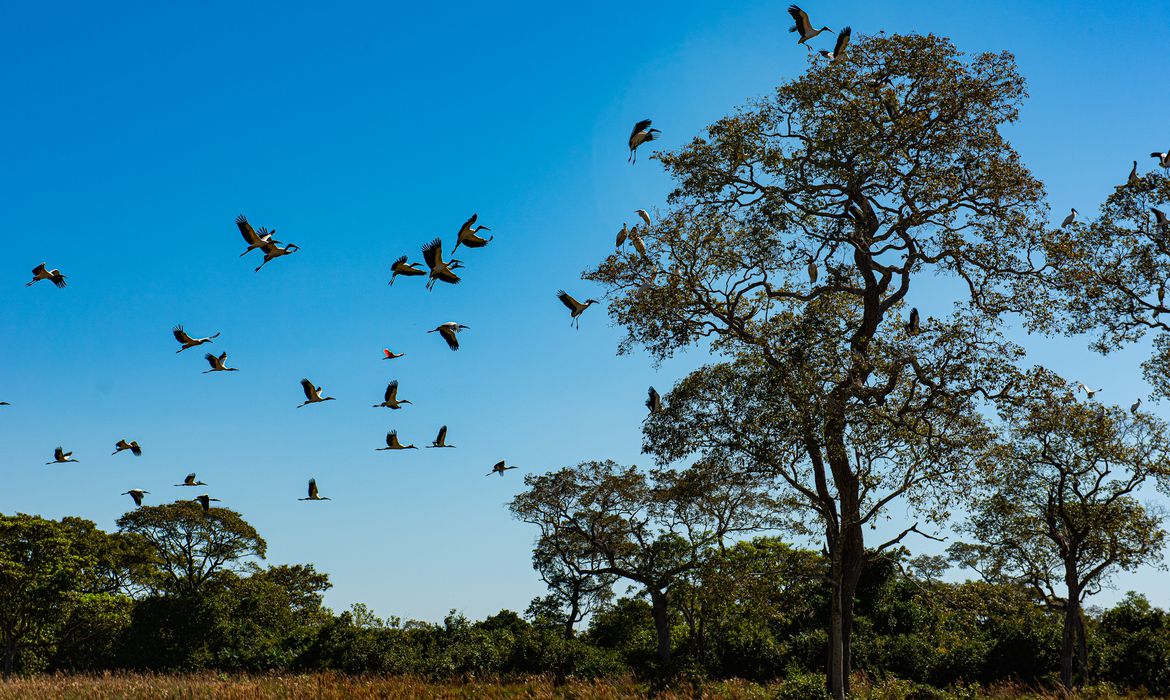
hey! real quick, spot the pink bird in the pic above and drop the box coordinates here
[383,348,405,360]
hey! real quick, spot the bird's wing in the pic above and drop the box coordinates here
[236,215,260,245]
[391,255,408,270]
[434,267,461,285]
[173,326,194,344]
[184,473,196,484]
[460,213,478,235]
[385,380,399,402]
[557,290,580,311]
[440,326,460,351]
[203,352,217,367]
[835,27,851,55]
[422,237,443,270]
[32,263,47,276]
[788,4,811,34]
[300,378,316,400]
[493,460,505,471]
[115,439,129,450]
[631,119,653,138]
[437,425,447,443]
[54,446,64,460]
[308,479,318,499]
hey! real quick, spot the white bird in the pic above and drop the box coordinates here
[486,460,518,477]
[173,325,220,353]
[616,223,629,248]
[630,231,647,257]
[646,386,662,414]
[112,439,142,456]
[235,215,283,257]
[557,290,600,329]
[298,378,336,408]
[1131,398,1142,414]
[175,473,207,487]
[1077,383,1102,399]
[377,430,417,451]
[635,209,652,227]
[1153,208,1170,231]
[452,213,493,253]
[373,380,412,409]
[389,255,426,285]
[203,352,238,373]
[787,5,833,49]
[628,119,660,164]
[299,478,331,501]
[122,489,149,507]
[45,446,79,465]
[193,494,221,512]
[428,425,455,448]
[429,322,469,351]
[26,263,67,288]
[383,348,406,360]
[1060,209,1078,228]
[254,238,300,272]
[817,26,851,63]
[422,238,464,290]
[1151,151,1170,169]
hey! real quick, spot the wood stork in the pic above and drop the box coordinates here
[1060,209,1077,228]
[1077,383,1102,400]
[373,380,412,409]
[422,238,464,290]
[235,215,282,257]
[299,478,331,501]
[428,425,455,448]
[807,259,818,284]
[1152,151,1170,169]
[635,209,652,227]
[26,263,67,288]
[646,386,662,414]
[122,489,149,507]
[173,325,220,353]
[254,239,300,272]
[486,460,518,477]
[1128,161,1140,187]
[1153,208,1170,230]
[452,213,493,253]
[383,348,406,360]
[787,5,832,49]
[203,352,238,373]
[1131,398,1142,414]
[193,494,221,512]
[557,290,599,329]
[818,26,851,62]
[628,119,660,163]
[377,430,417,450]
[429,322,469,351]
[906,308,920,335]
[298,378,336,408]
[46,447,79,465]
[616,223,629,248]
[389,256,426,285]
[629,231,647,257]
[113,439,142,456]
[176,473,207,487]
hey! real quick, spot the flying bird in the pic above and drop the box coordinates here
[429,322,469,351]
[389,256,427,285]
[46,447,79,465]
[616,222,629,248]
[421,238,464,290]
[299,478,331,501]
[635,209,652,227]
[557,290,599,329]
[193,494,221,512]
[383,348,405,360]
[787,5,833,49]
[1077,383,1102,400]
[235,215,282,257]
[254,238,300,272]
[377,430,417,451]
[26,263,67,288]
[112,439,142,456]
[486,460,518,477]
[173,325,220,353]
[646,386,662,414]
[428,425,455,448]
[203,352,238,373]
[298,378,336,408]
[122,489,149,507]
[0,402,9,406]
[1152,151,1170,169]
[176,473,207,487]
[1153,208,1170,230]
[628,119,660,164]
[818,26,851,62]
[452,214,493,253]
[372,380,412,409]
[1060,209,1078,228]
[906,308,920,335]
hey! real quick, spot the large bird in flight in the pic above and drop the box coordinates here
[422,238,463,290]
[429,322,469,351]
[628,119,660,163]
[27,263,67,288]
[452,214,493,253]
[173,325,220,353]
[298,379,336,408]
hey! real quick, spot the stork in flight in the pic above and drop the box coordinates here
[173,325,220,353]
[299,478,331,501]
[298,379,336,408]
[428,425,455,448]
[113,439,142,456]
[122,489,149,507]
[235,215,282,257]
[818,26,851,63]
[422,238,464,290]
[377,430,417,451]
[646,386,662,414]
[254,238,300,272]
[557,290,599,329]
[486,460,518,477]
[193,494,221,512]
[787,5,833,49]
[176,473,207,487]
[1153,208,1170,231]
[1077,383,1102,400]
[429,322,469,351]
[373,380,412,409]
[203,352,238,373]
[452,214,493,253]
[46,447,79,465]
[628,119,660,163]
[27,263,67,288]
[389,256,427,285]
[1152,151,1170,170]
[383,348,405,360]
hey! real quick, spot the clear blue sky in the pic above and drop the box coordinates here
[2,0,1169,621]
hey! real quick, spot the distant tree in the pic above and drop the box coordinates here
[527,534,615,639]
[950,371,1170,688]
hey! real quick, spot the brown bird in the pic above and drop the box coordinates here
[429,322,469,351]
[27,263,67,288]
[422,238,464,290]
[203,352,238,373]
[452,213,494,253]
[298,378,336,408]
[486,460,518,477]
[906,307,920,335]
[122,489,149,507]
[616,222,629,248]
[254,238,300,272]
[175,473,207,487]
[235,214,283,257]
[173,325,220,353]
[557,290,599,329]
[112,439,142,456]
[628,119,661,163]
[787,5,833,49]
[389,255,427,285]
[299,478,331,501]
[372,380,412,409]
[377,430,417,451]
[428,425,455,448]
[193,494,221,512]
[46,446,79,465]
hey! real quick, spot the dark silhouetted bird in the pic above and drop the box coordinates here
[176,473,207,487]
[646,386,662,414]
[389,256,426,285]
[373,380,412,409]
[422,238,464,290]
[113,439,142,456]
[452,214,493,253]
[628,119,660,163]
[429,425,455,448]
[299,478,331,501]
[298,379,336,408]
[193,494,221,512]
[122,489,149,506]
[429,322,469,351]
[173,325,219,353]
[27,263,67,288]
[818,26,851,62]
[487,460,518,477]
[46,447,79,464]
[377,430,417,450]
[557,290,599,329]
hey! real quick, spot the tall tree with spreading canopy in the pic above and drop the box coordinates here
[585,33,1050,697]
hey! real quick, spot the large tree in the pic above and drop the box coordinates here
[585,33,1049,698]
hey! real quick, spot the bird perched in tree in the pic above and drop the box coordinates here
[1152,151,1170,169]
[807,259,818,284]
[557,290,599,329]
[422,238,464,290]
[173,325,220,353]
[112,439,142,456]
[389,256,426,285]
[428,425,455,448]
[122,489,149,507]
[26,263,67,288]
[629,230,647,257]
[818,26,851,63]
[176,473,207,487]
[906,308,920,335]
[298,378,335,408]
[377,430,417,451]
[1060,209,1078,228]
[616,223,629,248]
[372,380,412,409]
[635,209,652,227]
[193,494,221,512]
[1153,208,1170,231]
[203,352,238,373]
[383,348,405,360]
[46,447,79,465]
[1077,383,1102,400]
[1128,161,1141,187]
[486,460,517,477]
[299,478,330,501]
[254,238,300,272]
[235,215,282,257]
[787,5,833,49]
[646,386,662,414]
[628,119,660,164]
[429,322,469,351]
[452,213,493,253]
[1131,398,1142,414]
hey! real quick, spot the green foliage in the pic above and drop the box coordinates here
[1094,593,1170,695]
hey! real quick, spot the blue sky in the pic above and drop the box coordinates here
[2,0,1170,621]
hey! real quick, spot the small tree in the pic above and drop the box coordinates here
[527,538,614,639]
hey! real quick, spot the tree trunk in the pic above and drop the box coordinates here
[2,633,14,682]
[1060,583,1081,688]
[649,588,671,664]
